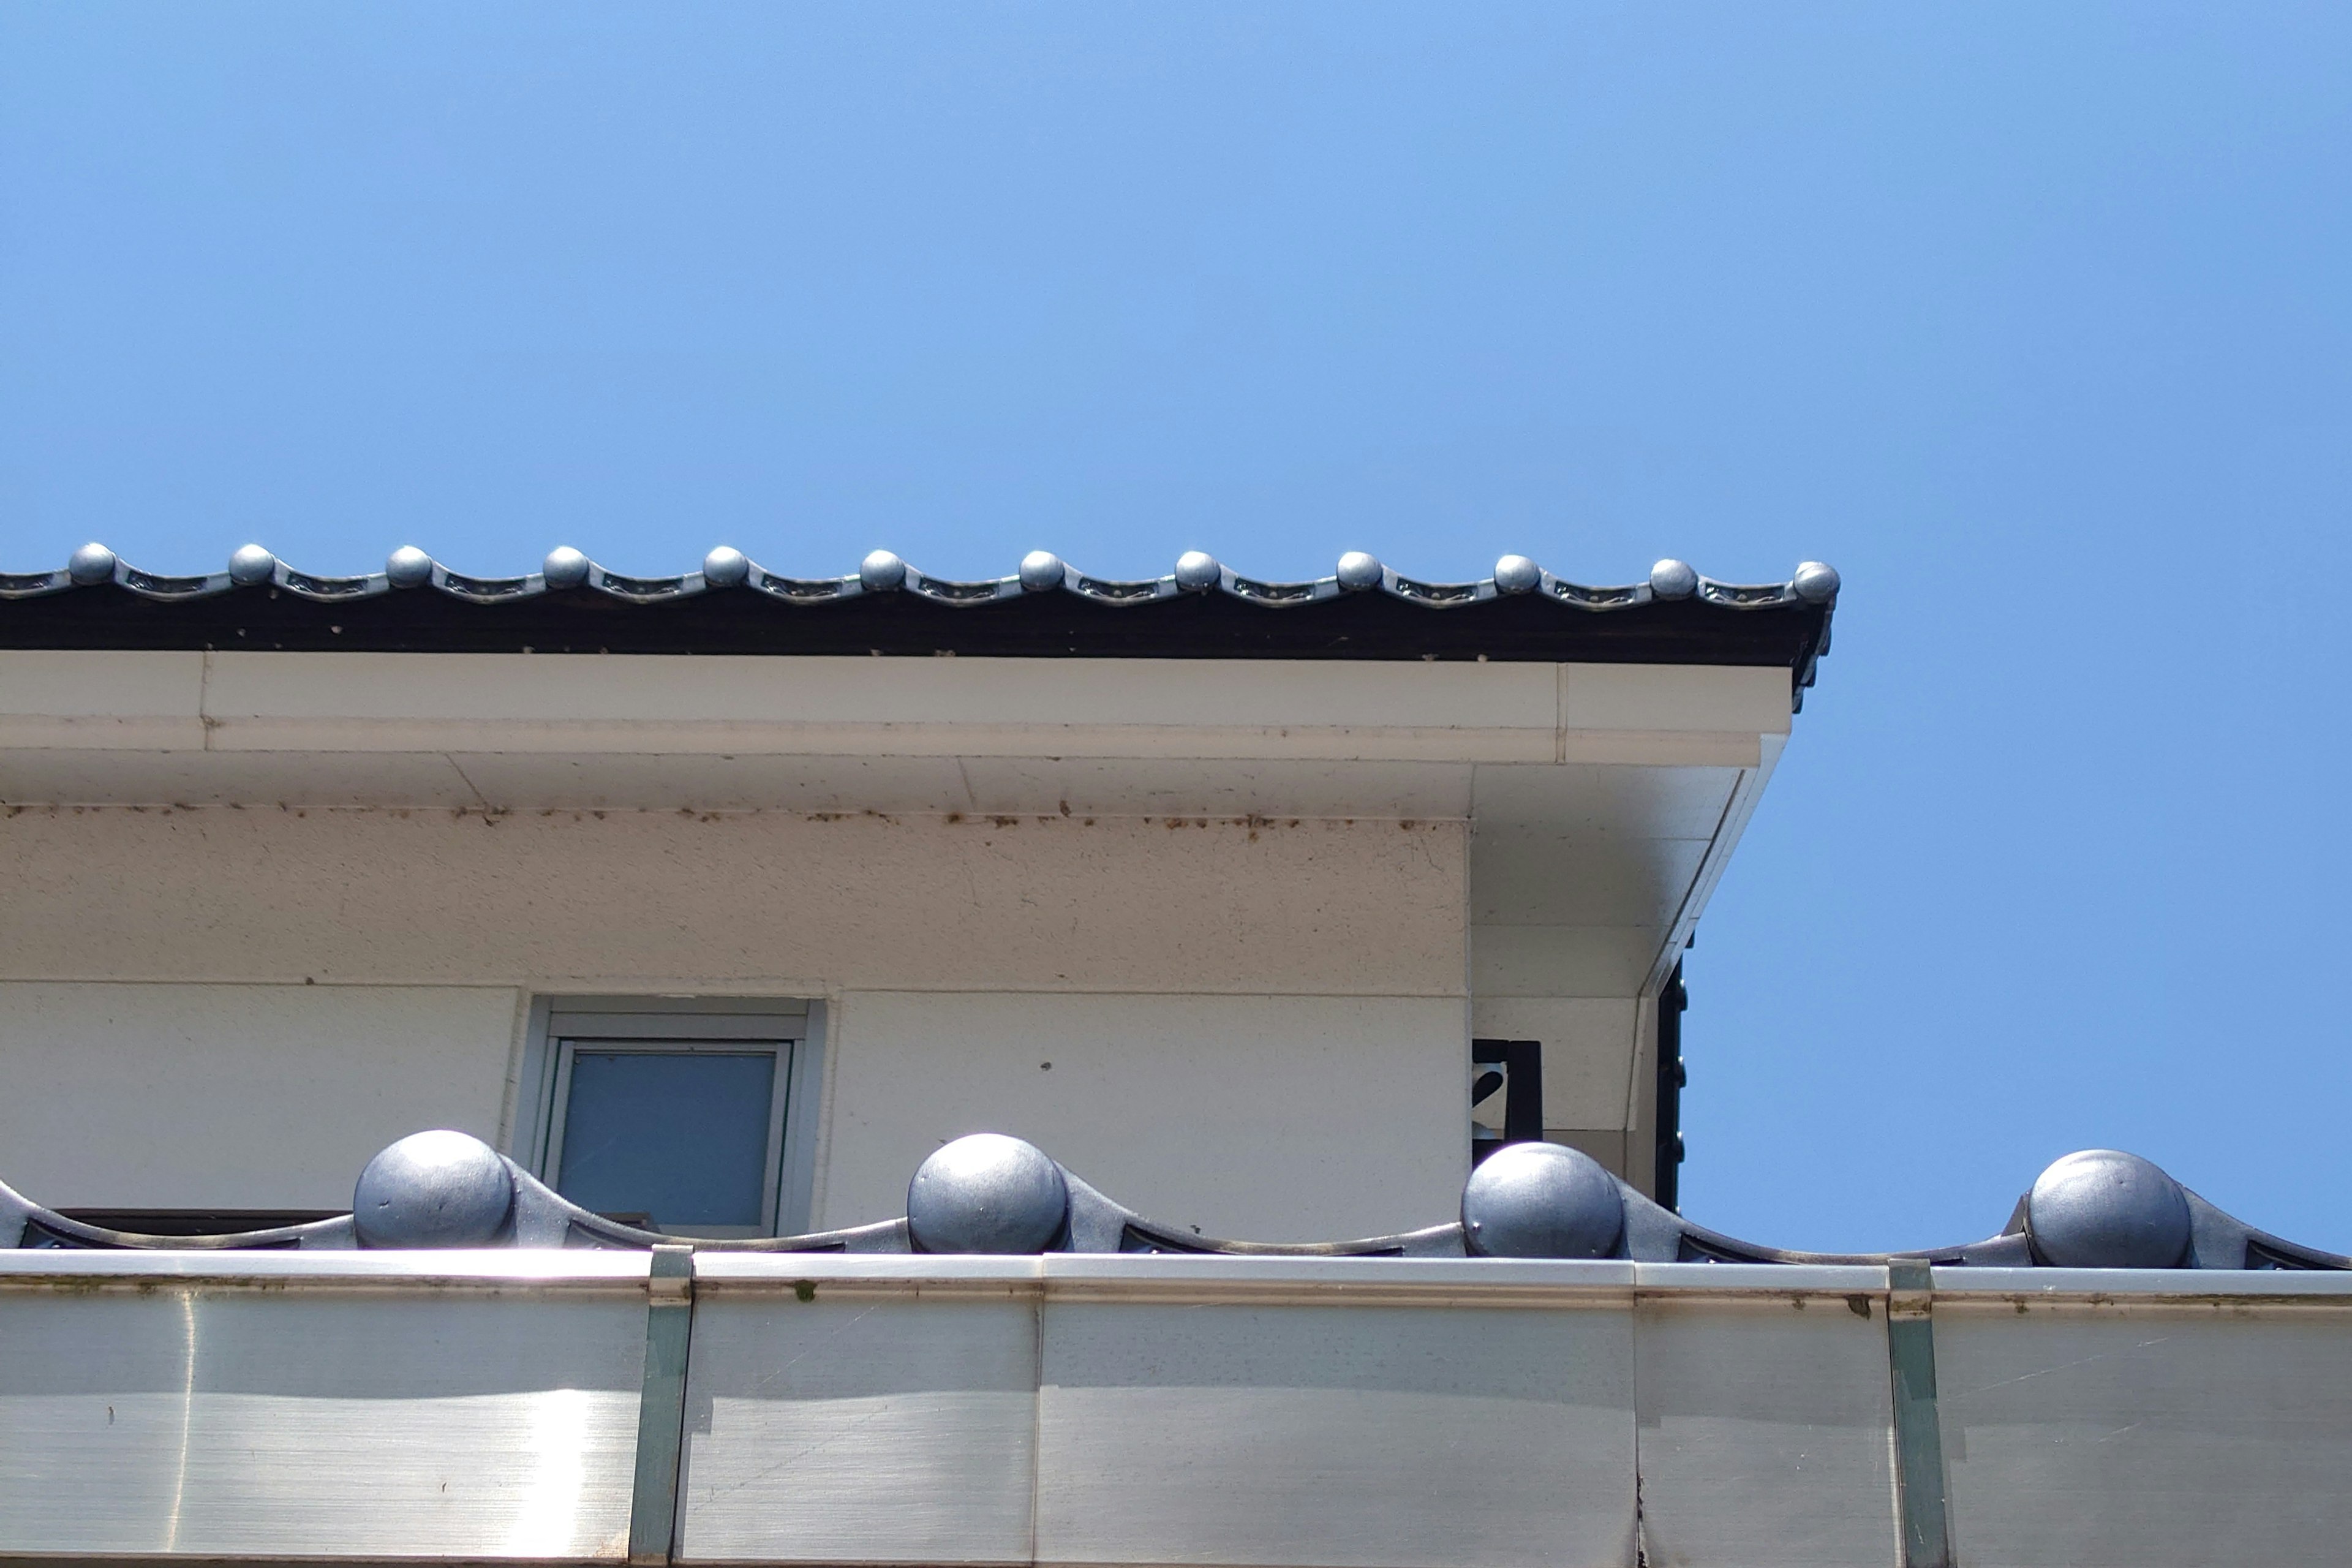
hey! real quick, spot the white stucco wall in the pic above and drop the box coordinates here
[820,991,1469,1240]
[0,807,1470,1231]
[0,807,1462,995]
[0,649,1809,1212]
[0,982,519,1209]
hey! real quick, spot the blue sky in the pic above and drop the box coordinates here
[4,4,2348,1252]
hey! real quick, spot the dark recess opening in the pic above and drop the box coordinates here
[1655,962,1688,1212]
[1470,1038,1544,1166]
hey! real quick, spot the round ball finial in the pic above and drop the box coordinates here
[1335,551,1385,592]
[1462,1141,1625,1259]
[353,1130,514,1248]
[1493,554,1542,595]
[1792,561,1841,604]
[907,1133,1069,1254]
[2026,1149,2192,1269]
[66,543,118,586]
[702,546,751,588]
[1648,559,1698,600]
[859,549,907,591]
[542,546,591,590]
[1173,551,1221,592]
[1018,550,1066,592]
[385,546,434,589]
[228,544,277,586]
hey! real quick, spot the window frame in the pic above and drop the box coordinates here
[516,998,825,1238]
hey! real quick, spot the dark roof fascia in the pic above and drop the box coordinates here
[0,550,1839,704]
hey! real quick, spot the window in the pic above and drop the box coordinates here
[521,1001,821,1238]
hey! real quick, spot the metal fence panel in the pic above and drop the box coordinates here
[0,1275,643,1559]
[1034,1297,1637,1568]
[1936,1278,2352,1568]
[1633,1271,1901,1568]
[674,1286,1040,1564]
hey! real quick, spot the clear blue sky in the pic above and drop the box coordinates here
[5,4,2348,1253]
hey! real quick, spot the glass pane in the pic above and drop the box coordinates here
[557,1048,777,1228]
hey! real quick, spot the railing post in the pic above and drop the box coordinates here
[1887,1259,1953,1568]
[628,1245,696,1566]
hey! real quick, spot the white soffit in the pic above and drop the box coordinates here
[1466,753,1784,996]
[0,652,1788,807]
[2,654,1795,992]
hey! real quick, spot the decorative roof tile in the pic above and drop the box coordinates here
[1,545,1839,699]
[1,1131,2335,1271]
[2,541,1841,612]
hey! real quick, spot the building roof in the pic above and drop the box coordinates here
[3,1131,2340,1271]
[2,544,1838,702]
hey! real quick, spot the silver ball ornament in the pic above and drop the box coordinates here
[1493,554,1542,594]
[1173,551,1221,591]
[353,1131,515,1249]
[907,1134,1069,1254]
[67,543,117,586]
[701,546,751,587]
[1648,559,1698,600]
[385,546,434,589]
[1792,560,1841,604]
[1461,1142,1624,1259]
[228,544,277,586]
[1019,550,1066,592]
[542,546,591,590]
[2026,1150,2191,1269]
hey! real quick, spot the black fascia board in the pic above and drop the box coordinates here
[0,583,1828,676]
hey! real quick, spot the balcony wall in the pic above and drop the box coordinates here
[2,1251,2344,1568]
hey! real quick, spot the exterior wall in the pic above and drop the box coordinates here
[1,807,1460,995]
[0,807,1468,1232]
[0,652,1799,1213]
[822,992,1469,1240]
[1468,997,1639,1175]
[0,982,519,1209]
[1463,763,1759,1183]
[1628,993,1662,1197]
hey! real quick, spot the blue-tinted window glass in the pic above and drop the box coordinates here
[557,1049,777,1228]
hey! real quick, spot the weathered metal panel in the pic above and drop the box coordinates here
[1932,1270,2352,1568]
[0,1254,647,1560]
[9,1251,2349,1568]
[1032,1259,1638,1568]
[675,1257,1042,1564]
[1632,1265,1901,1568]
